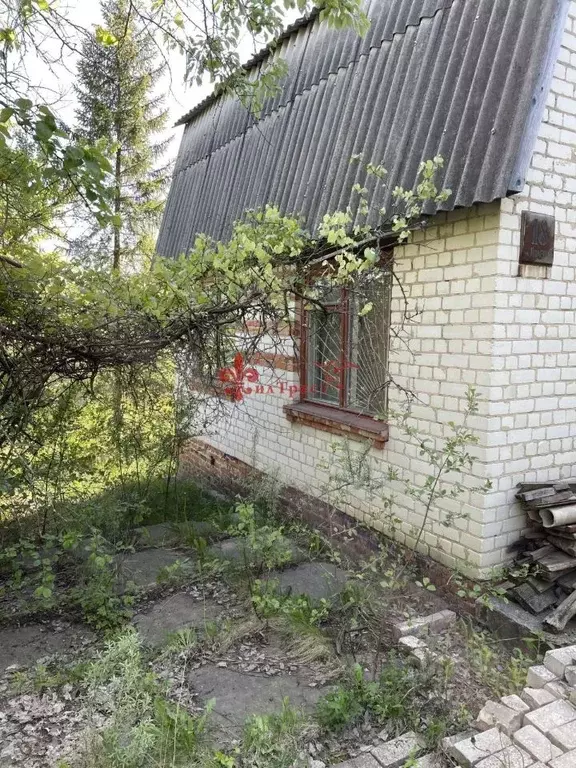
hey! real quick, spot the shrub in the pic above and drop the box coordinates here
[82,629,211,767]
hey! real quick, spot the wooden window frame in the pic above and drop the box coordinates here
[284,246,392,448]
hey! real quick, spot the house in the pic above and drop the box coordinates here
[157,0,576,578]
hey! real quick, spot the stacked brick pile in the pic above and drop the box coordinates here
[331,645,576,768]
[446,645,576,768]
[331,732,441,768]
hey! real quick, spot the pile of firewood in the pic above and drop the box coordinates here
[510,481,576,633]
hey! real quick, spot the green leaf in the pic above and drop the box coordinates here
[0,107,14,123]
[95,26,118,46]
[35,120,54,141]
[15,98,33,111]
[0,28,16,45]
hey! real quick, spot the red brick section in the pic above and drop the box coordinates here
[178,439,476,613]
[179,438,379,556]
[249,352,296,372]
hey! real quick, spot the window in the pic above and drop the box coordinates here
[285,258,392,446]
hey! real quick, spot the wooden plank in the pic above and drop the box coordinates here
[527,576,556,593]
[524,528,546,540]
[517,479,576,491]
[547,531,576,541]
[537,549,576,572]
[544,590,576,633]
[541,567,576,582]
[554,482,572,492]
[551,524,576,535]
[510,582,558,615]
[548,536,576,558]
[557,570,576,591]
[517,487,557,502]
[526,545,556,562]
[525,492,576,509]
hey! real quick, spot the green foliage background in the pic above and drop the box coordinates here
[0,360,180,534]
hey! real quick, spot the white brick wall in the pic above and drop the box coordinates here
[190,203,503,577]
[482,0,576,568]
[185,2,576,578]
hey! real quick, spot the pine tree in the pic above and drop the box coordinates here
[74,0,170,271]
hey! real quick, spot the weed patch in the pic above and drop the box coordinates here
[241,698,310,768]
[316,655,463,748]
[230,502,293,572]
[78,629,212,767]
[462,623,542,696]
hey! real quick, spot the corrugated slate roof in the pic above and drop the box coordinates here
[157,0,569,257]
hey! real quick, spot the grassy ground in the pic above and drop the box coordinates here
[0,477,543,768]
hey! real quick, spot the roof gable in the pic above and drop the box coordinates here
[158,0,568,257]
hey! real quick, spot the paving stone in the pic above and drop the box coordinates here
[413,755,447,768]
[524,699,576,735]
[475,745,533,768]
[116,549,192,589]
[189,664,326,739]
[370,732,425,767]
[392,610,456,640]
[135,523,178,547]
[132,593,222,645]
[527,665,560,689]
[135,520,222,545]
[512,724,563,763]
[522,687,557,709]
[501,695,531,715]
[263,562,348,601]
[545,680,572,700]
[398,635,428,651]
[550,750,576,768]
[0,622,94,674]
[442,728,512,767]
[476,700,524,735]
[566,665,576,687]
[332,758,380,768]
[184,519,227,538]
[545,647,576,678]
[398,635,437,667]
[209,536,306,565]
[550,721,576,751]
[339,756,380,768]
[441,731,477,751]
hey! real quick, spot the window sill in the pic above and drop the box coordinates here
[284,401,389,448]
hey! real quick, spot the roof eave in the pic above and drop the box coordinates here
[508,0,570,194]
[174,10,319,127]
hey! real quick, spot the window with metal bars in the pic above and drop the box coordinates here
[301,267,391,418]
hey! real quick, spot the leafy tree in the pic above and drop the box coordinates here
[0,0,367,218]
[0,159,449,453]
[0,138,69,265]
[74,0,170,271]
